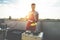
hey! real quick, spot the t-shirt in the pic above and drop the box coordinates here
[27,11,39,22]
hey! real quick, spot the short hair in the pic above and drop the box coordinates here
[31,3,35,5]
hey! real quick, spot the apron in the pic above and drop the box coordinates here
[26,13,36,31]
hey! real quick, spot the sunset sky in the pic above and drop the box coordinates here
[0,0,60,19]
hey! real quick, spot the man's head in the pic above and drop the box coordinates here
[31,3,36,11]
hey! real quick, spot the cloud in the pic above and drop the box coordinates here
[0,0,17,4]
[52,0,60,7]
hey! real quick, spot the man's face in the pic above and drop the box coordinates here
[31,5,35,10]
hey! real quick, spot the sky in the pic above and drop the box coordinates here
[0,0,60,19]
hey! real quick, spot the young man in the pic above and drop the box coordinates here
[26,3,39,32]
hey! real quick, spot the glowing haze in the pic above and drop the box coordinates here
[0,0,60,19]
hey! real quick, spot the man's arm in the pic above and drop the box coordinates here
[34,12,39,22]
[26,12,31,21]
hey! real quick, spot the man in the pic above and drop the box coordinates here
[26,3,39,32]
